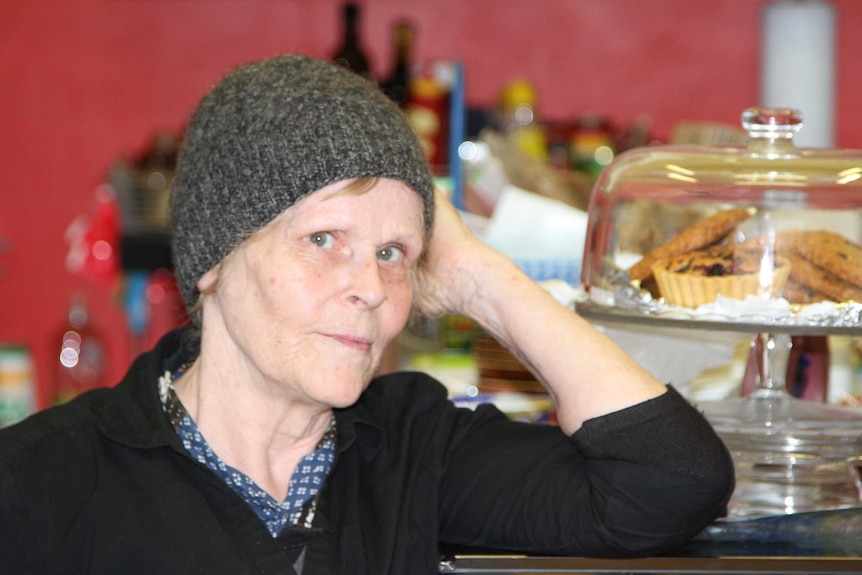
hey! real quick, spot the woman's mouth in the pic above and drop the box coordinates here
[328,334,373,351]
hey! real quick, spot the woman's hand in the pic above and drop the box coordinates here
[413,188,513,319]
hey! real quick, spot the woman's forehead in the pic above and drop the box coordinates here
[274,178,426,233]
[301,179,422,214]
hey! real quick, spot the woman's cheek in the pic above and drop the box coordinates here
[386,278,415,322]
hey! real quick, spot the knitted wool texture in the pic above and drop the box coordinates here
[170,54,434,319]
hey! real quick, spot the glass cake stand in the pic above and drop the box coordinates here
[577,107,862,520]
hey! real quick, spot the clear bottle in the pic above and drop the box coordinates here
[332,3,372,81]
[381,20,413,108]
[497,79,548,162]
[53,297,106,405]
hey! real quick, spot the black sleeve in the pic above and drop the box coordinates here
[438,386,734,557]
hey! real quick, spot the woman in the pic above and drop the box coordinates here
[0,55,734,574]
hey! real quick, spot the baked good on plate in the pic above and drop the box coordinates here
[628,207,755,283]
[651,245,791,308]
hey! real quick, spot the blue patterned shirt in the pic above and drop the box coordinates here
[158,368,335,537]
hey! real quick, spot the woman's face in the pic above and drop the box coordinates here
[198,178,426,409]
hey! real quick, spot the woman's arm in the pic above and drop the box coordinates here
[437,388,733,557]
[417,190,734,555]
[414,189,668,435]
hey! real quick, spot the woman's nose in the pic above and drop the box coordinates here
[348,256,386,308]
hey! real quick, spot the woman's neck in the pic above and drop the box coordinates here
[172,354,332,500]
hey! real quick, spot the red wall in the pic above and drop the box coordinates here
[3,0,862,407]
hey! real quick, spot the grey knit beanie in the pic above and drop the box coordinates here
[170,54,434,321]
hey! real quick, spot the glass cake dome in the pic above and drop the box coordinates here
[577,107,862,520]
[580,107,862,333]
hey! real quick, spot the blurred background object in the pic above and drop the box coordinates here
[762,0,836,148]
[381,19,414,108]
[52,294,105,406]
[331,2,373,80]
[5,0,862,411]
[0,345,36,428]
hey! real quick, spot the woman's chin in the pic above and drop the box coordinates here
[320,378,371,409]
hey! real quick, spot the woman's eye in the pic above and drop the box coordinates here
[377,245,404,263]
[309,232,335,248]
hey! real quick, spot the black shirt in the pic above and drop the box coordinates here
[0,329,733,574]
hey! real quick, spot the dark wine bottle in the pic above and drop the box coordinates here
[332,3,372,80]
[381,20,413,108]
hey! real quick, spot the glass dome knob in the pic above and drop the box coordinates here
[741,107,803,139]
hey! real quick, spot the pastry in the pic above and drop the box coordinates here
[651,245,790,308]
[790,230,862,289]
[785,253,862,303]
[628,207,755,283]
[781,279,828,304]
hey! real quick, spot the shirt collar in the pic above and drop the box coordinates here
[334,402,385,461]
[97,329,197,451]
